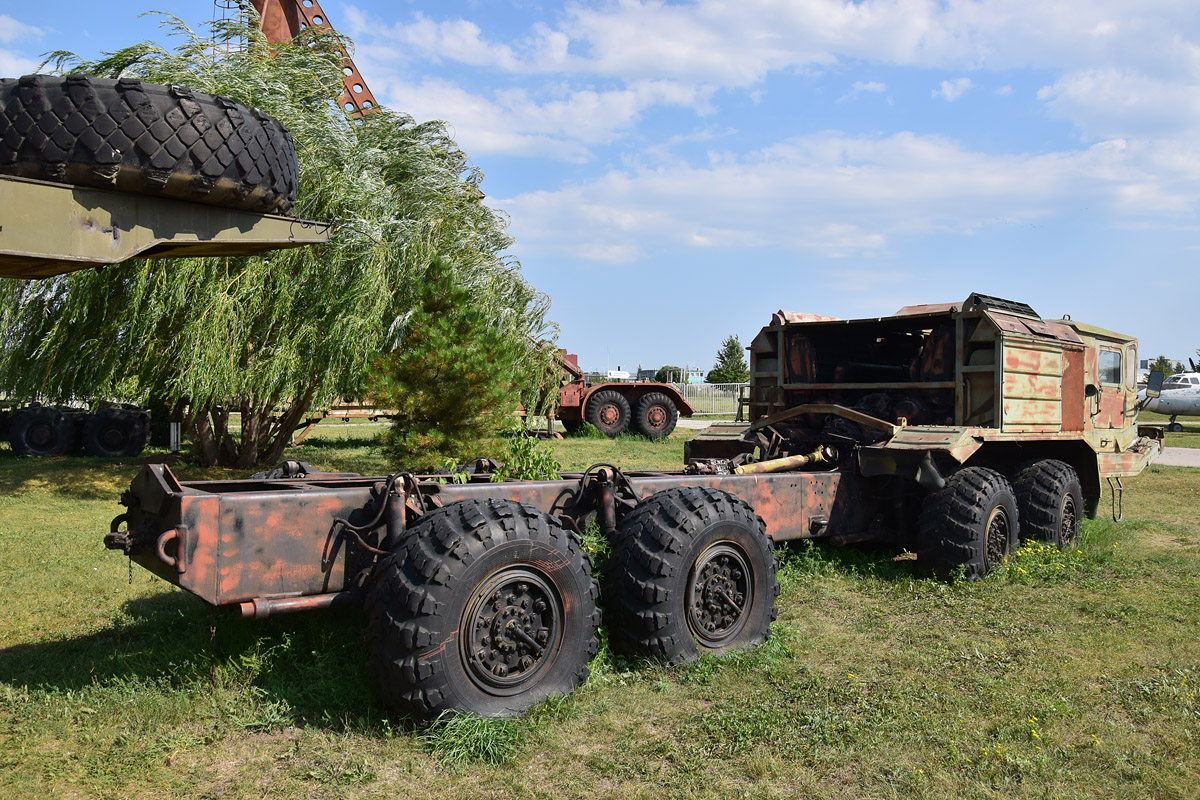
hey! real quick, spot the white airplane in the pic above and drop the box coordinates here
[1140,362,1200,432]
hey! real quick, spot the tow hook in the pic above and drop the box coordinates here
[104,513,130,552]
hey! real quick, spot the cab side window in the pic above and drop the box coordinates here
[1099,349,1121,385]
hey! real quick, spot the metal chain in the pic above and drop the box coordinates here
[127,557,132,586]
[209,606,217,690]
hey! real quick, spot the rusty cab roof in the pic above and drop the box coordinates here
[769,292,1131,349]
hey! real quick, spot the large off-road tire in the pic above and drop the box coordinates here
[1012,459,1082,547]
[633,392,679,439]
[586,390,631,437]
[7,407,77,456]
[918,466,1018,579]
[82,407,150,458]
[609,487,778,661]
[0,74,298,213]
[365,499,600,719]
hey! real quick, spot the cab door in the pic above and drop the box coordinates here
[1093,343,1127,430]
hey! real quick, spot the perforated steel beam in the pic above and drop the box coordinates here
[251,0,380,115]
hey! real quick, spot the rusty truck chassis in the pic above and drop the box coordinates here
[104,425,848,619]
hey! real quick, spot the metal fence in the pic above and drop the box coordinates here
[674,382,747,416]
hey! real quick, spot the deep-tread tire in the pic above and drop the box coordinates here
[1012,459,1082,547]
[82,407,150,458]
[364,499,600,719]
[586,390,631,437]
[8,407,77,456]
[609,487,779,661]
[0,74,298,213]
[918,466,1018,580]
[633,392,679,439]
[560,418,584,435]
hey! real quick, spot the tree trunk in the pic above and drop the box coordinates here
[260,383,319,465]
[185,384,321,468]
[189,407,221,466]
[234,400,265,470]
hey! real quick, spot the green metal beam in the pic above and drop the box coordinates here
[0,175,330,279]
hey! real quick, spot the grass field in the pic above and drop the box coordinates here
[2,423,1199,799]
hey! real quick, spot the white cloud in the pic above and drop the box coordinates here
[0,15,41,44]
[0,15,42,75]
[838,80,887,102]
[1039,68,1200,139]
[371,75,704,161]
[347,1,1200,151]
[934,77,973,101]
[350,1,1200,82]
[0,50,38,76]
[498,131,1192,263]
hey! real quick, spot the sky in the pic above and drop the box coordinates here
[4,1,1200,374]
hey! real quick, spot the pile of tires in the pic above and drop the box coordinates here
[0,74,298,214]
[1,405,150,457]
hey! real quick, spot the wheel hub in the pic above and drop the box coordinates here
[686,543,752,647]
[598,403,620,427]
[984,507,1011,565]
[461,569,561,695]
[1059,494,1078,545]
[100,425,126,450]
[27,423,54,449]
[645,405,667,429]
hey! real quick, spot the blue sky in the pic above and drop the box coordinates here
[4,1,1199,374]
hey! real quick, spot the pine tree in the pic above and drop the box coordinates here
[706,336,749,384]
[371,259,526,471]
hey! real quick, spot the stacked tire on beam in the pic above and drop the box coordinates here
[0,74,298,213]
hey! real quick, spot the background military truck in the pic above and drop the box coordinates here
[103,292,1161,720]
[551,349,694,439]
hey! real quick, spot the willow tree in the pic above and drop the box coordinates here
[0,8,556,467]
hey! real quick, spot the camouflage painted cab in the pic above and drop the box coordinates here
[688,293,1161,568]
